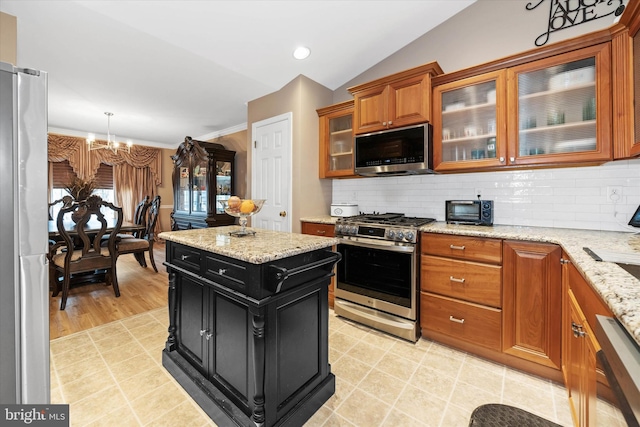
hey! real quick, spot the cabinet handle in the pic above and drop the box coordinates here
[449,315,465,324]
[571,322,586,338]
[316,230,326,235]
[199,329,207,336]
[449,245,465,251]
[181,255,190,261]
[499,157,505,163]
[205,333,213,340]
[449,276,465,283]
[510,157,515,162]
[388,120,392,126]
[218,268,227,275]
[560,258,571,265]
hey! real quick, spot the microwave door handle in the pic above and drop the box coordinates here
[337,238,415,254]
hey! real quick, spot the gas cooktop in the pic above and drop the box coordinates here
[337,213,435,227]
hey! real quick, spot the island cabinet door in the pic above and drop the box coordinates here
[176,275,210,376]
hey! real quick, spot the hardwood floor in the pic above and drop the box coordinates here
[49,241,168,340]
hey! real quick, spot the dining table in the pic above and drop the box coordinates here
[48,218,145,237]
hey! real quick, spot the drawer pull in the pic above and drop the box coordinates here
[181,254,190,261]
[199,329,207,336]
[449,315,465,324]
[317,230,326,235]
[572,322,586,338]
[449,245,466,251]
[218,268,227,275]
[449,276,465,283]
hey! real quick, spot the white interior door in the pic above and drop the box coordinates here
[251,113,292,232]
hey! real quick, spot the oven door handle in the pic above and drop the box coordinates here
[337,238,415,253]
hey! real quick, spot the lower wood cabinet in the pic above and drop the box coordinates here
[562,255,614,427]
[301,222,336,308]
[502,240,562,370]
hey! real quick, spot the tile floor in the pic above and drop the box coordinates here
[50,308,626,427]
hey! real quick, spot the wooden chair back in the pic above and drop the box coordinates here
[48,195,73,220]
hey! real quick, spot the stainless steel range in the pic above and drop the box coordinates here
[334,213,435,342]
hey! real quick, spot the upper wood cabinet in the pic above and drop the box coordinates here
[612,0,640,159]
[317,100,355,178]
[433,43,612,172]
[348,62,443,135]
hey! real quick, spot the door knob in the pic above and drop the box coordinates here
[279,211,287,217]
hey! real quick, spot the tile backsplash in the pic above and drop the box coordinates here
[332,159,640,232]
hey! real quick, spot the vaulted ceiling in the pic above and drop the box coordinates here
[1,1,475,148]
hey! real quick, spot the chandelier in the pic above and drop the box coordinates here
[86,112,133,153]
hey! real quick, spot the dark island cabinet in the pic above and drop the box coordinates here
[163,241,340,427]
[171,136,236,230]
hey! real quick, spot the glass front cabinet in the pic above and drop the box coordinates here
[317,100,355,178]
[433,43,612,171]
[171,137,235,230]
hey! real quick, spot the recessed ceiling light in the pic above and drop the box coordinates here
[293,46,310,60]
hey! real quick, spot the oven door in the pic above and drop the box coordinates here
[336,237,417,320]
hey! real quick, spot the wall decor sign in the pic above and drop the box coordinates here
[527,0,627,46]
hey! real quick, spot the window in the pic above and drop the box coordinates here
[49,160,115,220]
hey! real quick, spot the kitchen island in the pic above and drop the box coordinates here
[158,226,340,427]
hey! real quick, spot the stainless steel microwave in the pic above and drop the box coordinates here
[354,123,433,176]
[446,200,494,226]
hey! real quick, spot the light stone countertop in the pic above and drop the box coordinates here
[301,216,640,346]
[159,226,338,265]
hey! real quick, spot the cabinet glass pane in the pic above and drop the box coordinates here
[634,31,640,143]
[177,167,190,212]
[216,160,232,214]
[440,80,497,162]
[517,57,596,156]
[328,115,353,171]
[192,160,207,213]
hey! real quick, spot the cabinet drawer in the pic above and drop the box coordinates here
[171,244,202,272]
[421,255,502,307]
[203,255,248,290]
[301,222,335,237]
[421,233,502,264]
[420,292,502,351]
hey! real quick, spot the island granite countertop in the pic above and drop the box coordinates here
[301,216,640,346]
[159,225,338,265]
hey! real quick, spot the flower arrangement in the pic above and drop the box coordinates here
[64,177,97,201]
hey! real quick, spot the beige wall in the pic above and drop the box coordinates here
[207,130,248,199]
[333,0,620,102]
[0,12,17,65]
[247,75,333,233]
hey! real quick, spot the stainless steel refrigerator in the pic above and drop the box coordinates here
[0,61,50,404]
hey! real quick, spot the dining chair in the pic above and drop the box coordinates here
[48,195,73,220]
[49,194,123,310]
[116,195,161,272]
[104,195,150,242]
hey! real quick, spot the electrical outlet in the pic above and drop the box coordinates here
[607,186,622,203]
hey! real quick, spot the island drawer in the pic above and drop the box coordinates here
[170,244,202,272]
[420,292,501,351]
[421,233,502,264]
[203,255,248,290]
[421,255,502,307]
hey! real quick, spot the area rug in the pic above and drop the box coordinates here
[469,403,563,427]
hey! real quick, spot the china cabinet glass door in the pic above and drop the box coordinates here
[191,159,207,214]
[177,167,190,213]
[215,160,232,214]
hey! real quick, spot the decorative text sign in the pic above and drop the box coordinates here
[527,0,627,46]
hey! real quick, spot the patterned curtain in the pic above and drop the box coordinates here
[48,133,162,222]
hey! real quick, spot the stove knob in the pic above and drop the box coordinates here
[335,224,342,234]
[405,231,415,242]
[350,226,358,235]
[396,231,404,240]
[387,230,395,239]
